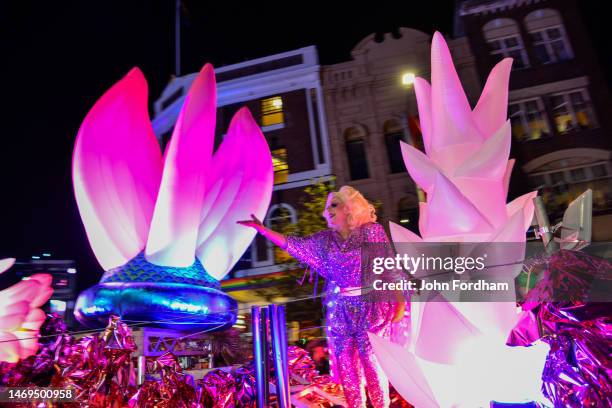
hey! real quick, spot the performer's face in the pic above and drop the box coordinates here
[324,194,348,230]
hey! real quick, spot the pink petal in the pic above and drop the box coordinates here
[22,309,46,331]
[472,58,512,139]
[389,221,423,243]
[452,179,507,228]
[454,120,511,180]
[0,276,52,308]
[368,333,439,408]
[73,68,162,271]
[400,141,438,194]
[0,308,28,332]
[0,332,21,363]
[0,258,15,275]
[146,64,216,267]
[196,108,273,280]
[430,32,479,151]
[415,299,481,364]
[507,191,538,232]
[13,329,41,360]
[24,274,53,307]
[425,173,493,237]
[428,142,480,176]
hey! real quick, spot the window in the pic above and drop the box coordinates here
[271,148,289,184]
[508,98,550,142]
[384,120,406,174]
[550,89,596,134]
[398,197,419,234]
[483,18,529,70]
[569,168,586,182]
[346,140,369,180]
[487,36,529,69]
[530,159,612,218]
[249,204,297,267]
[525,9,573,65]
[385,132,406,173]
[344,127,369,180]
[591,164,608,178]
[261,96,284,127]
[529,27,573,65]
[267,205,297,263]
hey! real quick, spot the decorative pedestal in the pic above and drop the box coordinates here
[75,253,237,331]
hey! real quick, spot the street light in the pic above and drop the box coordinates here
[401,72,416,87]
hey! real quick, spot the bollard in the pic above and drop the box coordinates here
[252,306,267,408]
[270,304,291,408]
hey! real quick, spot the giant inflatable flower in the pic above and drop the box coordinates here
[369,32,549,407]
[73,65,273,330]
[0,258,53,363]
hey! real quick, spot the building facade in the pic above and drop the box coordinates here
[321,28,481,232]
[152,46,332,286]
[459,0,612,239]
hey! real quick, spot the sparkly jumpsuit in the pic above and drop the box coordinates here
[285,222,402,408]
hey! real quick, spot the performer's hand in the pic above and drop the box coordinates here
[391,301,406,323]
[236,214,264,232]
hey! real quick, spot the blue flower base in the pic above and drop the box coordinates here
[74,253,237,331]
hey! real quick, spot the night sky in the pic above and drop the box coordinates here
[0,1,608,291]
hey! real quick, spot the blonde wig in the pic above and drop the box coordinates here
[329,186,377,229]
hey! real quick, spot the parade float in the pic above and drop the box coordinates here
[369,32,610,408]
[0,33,609,408]
[72,64,273,330]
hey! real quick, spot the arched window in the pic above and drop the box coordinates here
[398,196,419,234]
[524,149,612,220]
[525,9,573,65]
[251,204,298,267]
[267,204,297,263]
[482,18,529,69]
[384,119,406,174]
[344,126,369,180]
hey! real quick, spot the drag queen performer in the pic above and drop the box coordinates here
[238,186,406,408]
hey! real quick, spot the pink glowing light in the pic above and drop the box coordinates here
[0,258,53,363]
[146,65,217,267]
[73,65,273,277]
[72,68,162,271]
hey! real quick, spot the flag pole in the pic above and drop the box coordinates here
[175,0,181,76]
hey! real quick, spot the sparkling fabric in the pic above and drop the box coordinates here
[286,222,405,408]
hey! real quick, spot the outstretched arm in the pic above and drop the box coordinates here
[238,214,326,273]
[237,214,287,249]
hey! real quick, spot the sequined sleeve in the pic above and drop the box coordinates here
[365,222,391,244]
[284,231,328,275]
[365,223,410,300]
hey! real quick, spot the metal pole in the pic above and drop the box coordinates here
[277,305,290,405]
[261,306,270,404]
[270,304,290,408]
[174,0,181,76]
[252,306,266,408]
